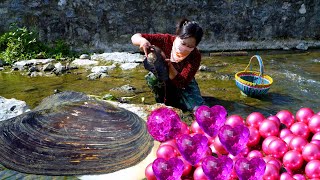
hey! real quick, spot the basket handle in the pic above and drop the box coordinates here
[244,55,264,76]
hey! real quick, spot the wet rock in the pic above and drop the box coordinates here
[120,63,140,70]
[28,72,43,77]
[91,52,143,63]
[0,67,4,71]
[42,63,55,71]
[199,65,209,71]
[71,59,99,67]
[28,66,40,72]
[79,54,90,59]
[299,4,306,14]
[13,59,54,67]
[52,62,63,75]
[91,65,116,73]
[0,60,4,67]
[103,94,117,101]
[296,42,308,50]
[283,47,291,50]
[0,96,30,121]
[66,62,78,70]
[110,84,136,93]
[87,72,108,80]
[12,65,25,71]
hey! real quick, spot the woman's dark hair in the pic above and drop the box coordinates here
[176,18,203,46]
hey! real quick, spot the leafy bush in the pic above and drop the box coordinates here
[0,26,47,64]
[0,25,78,64]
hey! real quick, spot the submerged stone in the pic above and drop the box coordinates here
[0,91,153,176]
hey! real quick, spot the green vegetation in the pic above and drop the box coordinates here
[0,24,78,64]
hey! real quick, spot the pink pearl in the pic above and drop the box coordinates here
[268,138,288,159]
[247,126,260,147]
[193,166,209,180]
[156,145,177,160]
[263,163,280,180]
[160,139,179,155]
[296,107,314,124]
[178,156,192,177]
[308,114,320,134]
[302,143,320,162]
[289,136,308,152]
[259,119,280,138]
[226,114,245,127]
[282,134,296,145]
[247,150,263,159]
[292,174,306,180]
[310,140,320,148]
[280,172,294,180]
[279,128,293,139]
[312,132,320,141]
[283,150,304,171]
[290,122,310,139]
[145,163,157,180]
[212,135,228,155]
[246,112,265,129]
[262,136,279,154]
[305,160,320,178]
[267,115,281,127]
[190,121,204,134]
[276,110,295,128]
[180,121,190,135]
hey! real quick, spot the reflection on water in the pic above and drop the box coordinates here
[0,50,319,119]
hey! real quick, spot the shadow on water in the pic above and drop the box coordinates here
[259,92,297,104]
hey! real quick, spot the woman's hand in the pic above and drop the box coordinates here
[164,58,172,66]
[139,39,153,56]
[164,58,178,79]
[131,33,153,56]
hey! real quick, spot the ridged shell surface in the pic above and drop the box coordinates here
[0,91,153,175]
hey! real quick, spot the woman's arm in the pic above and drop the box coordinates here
[165,59,178,80]
[170,51,201,88]
[131,33,152,56]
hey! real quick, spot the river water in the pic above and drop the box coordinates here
[0,50,319,119]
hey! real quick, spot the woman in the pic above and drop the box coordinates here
[131,18,204,112]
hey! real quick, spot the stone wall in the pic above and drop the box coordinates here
[0,0,319,52]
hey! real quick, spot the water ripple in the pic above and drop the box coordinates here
[283,70,320,86]
[311,59,320,63]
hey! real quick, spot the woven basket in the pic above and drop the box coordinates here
[235,55,273,97]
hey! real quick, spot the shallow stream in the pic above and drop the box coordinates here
[0,50,319,118]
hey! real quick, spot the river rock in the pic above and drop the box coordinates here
[110,84,136,93]
[42,63,55,71]
[120,63,140,70]
[91,52,143,63]
[71,59,99,67]
[0,96,30,121]
[91,65,116,73]
[13,59,55,67]
[87,72,108,80]
[296,42,308,50]
[79,54,90,59]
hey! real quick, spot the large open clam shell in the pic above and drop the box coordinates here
[0,91,153,175]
